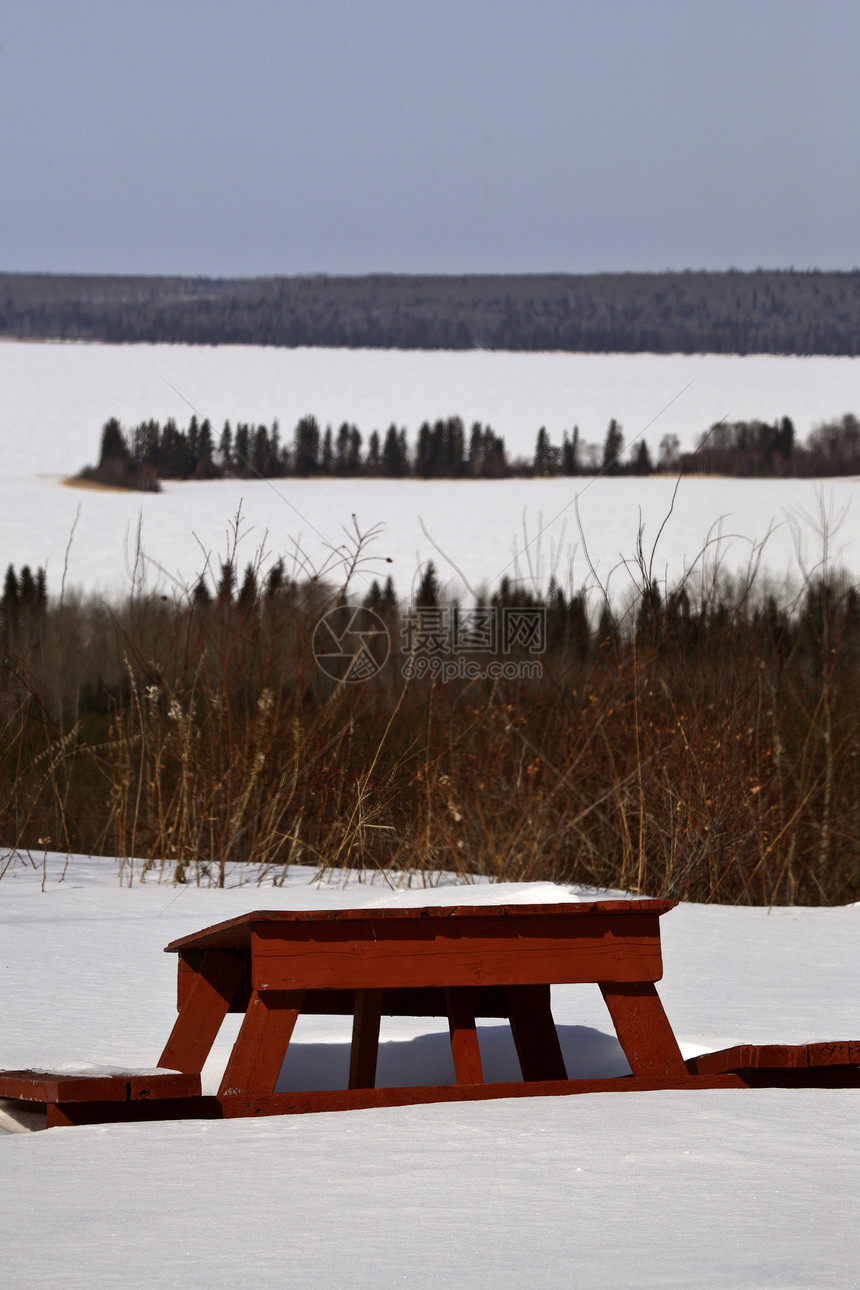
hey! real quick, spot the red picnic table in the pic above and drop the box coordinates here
[2,898,858,1126]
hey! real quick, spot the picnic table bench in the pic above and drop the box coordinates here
[2,898,858,1126]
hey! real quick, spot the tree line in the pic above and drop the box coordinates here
[79,409,860,491]
[4,269,860,355]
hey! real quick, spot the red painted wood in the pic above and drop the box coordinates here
[45,1096,222,1128]
[739,1067,860,1088]
[164,900,677,953]
[599,982,688,1079]
[445,988,484,1084]
[159,949,247,1074]
[0,1070,200,1103]
[209,985,515,1018]
[218,990,305,1097]
[349,989,383,1090]
[249,914,664,992]
[177,951,251,1014]
[807,1041,858,1067]
[218,1071,746,1118]
[505,985,568,1082]
[690,1041,860,1076]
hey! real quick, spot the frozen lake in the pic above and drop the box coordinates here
[1,341,858,599]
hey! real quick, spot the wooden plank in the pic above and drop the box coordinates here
[348,989,383,1090]
[691,1041,860,1076]
[164,899,677,953]
[218,990,305,1097]
[807,1041,858,1067]
[445,988,484,1084]
[0,1070,200,1103]
[46,1096,222,1128]
[505,985,568,1082]
[737,1067,860,1089]
[599,982,688,1080]
[219,1071,745,1118]
[288,985,512,1017]
[686,1045,756,1076]
[177,951,251,1014]
[250,913,665,992]
[158,949,248,1074]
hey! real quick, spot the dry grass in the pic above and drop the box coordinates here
[2,518,859,904]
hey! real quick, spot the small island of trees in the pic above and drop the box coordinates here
[76,409,860,492]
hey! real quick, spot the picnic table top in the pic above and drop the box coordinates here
[164,898,677,953]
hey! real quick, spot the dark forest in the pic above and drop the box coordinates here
[3,269,860,354]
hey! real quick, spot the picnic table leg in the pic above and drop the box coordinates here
[445,987,484,1085]
[505,984,568,1082]
[349,989,383,1090]
[158,949,248,1074]
[599,982,688,1080]
[218,990,305,1097]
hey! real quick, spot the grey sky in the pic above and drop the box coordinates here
[2,1,858,276]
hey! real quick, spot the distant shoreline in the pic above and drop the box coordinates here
[3,269,859,356]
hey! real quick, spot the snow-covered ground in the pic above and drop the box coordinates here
[1,341,859,599]
[1,854,857,1288]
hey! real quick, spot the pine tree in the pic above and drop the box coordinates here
[416,562,440,608]
[218,422,233,471]
[382,424,407,476]
[98,417,130,468]
[561,428,579,475]
[630,440,653,474]
[534,426,553,475]
[602,419,624,473]
[237,563,259,615]
[294,415,321,474]
[321,427,333,474]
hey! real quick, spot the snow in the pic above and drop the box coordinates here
[1,341,859,1282]
[1,341,859,598]
[1,853,857,1287]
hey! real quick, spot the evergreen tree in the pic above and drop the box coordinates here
[321,426,333,474]
[381,574,397,614]
[416,422,433,478]
[468,423,484,476]
[233,424,251,475]
[218,421,233,472]
[630,440,653,474]
[265,558,287,597]
[775,416,795,461]
[346,426,362,472]
[216,560,235,603]
[334,422,352,474]
[196,419,215,478]
[442,417,465,475]
[191,576,212,609]
[186,415,200,477]
[237,563,259,615]
[382,424,407,476]
[294,415,321,474]
[98,417,130,467]
[602,419,625,473]
[252,425,271,475]
[416,561,440,608]
[561,428,579,475]
[533,426,555,475]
